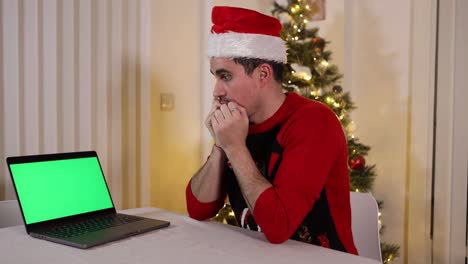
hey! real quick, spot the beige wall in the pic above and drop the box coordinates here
[150,1,202,213]
[346,3,411,264]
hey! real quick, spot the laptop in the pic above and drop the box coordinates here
[6,150,170,249]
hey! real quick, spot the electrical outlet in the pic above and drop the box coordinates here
[160,93,174,111]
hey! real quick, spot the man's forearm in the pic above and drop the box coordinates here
[190,145,227,202]
[223,145,272,212]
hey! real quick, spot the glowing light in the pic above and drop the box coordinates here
[320,60,329,68]
[333,102,340,108]
[355,189,359,192]
[305,5,310,10]
[293,25,298,29]
[347,121,357,134]
[288,80,292,84]
[297,29,301,32]
[296,72,312,81]
[325,97,334,104]
[294,36,299,40]
[303,19,308,23]
[291,5,301,14]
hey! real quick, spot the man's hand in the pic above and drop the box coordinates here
[210,101,249,151]
[205,98,222,139]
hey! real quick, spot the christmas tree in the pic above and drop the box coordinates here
[270,0,399,261]
[213,1,399,262]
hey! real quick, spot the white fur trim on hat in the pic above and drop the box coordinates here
[207,32,287,63]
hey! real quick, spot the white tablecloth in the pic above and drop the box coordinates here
[0,207,380,263]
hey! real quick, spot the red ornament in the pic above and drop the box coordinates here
[349,155,366,170]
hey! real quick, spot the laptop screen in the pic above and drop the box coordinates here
[9,156,114,224]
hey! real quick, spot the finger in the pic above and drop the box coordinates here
[219,104,233,118]
[212,101,222,111]
[205,111,215,127]
[213,108,225,121]
[210,115,219,128]
[227,101,238,111]
[209,104,220,115]
[206,101,222,124]
[211,115,222,137]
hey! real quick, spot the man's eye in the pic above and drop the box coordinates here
[220,74,231,81]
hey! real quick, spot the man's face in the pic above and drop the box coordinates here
[210,57,259,117]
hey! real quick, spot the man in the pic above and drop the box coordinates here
[186,6,358,255]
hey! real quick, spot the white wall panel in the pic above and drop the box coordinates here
[139,0,151,206]
[78,0,92,150]
[110,0,123,207]
[126,0,138,209]
[42,0,58,153]
[23,0,40,155]
[0,0,153,209]
[61,0,76,151]
[95,0,110,182]
[1,0,21,199]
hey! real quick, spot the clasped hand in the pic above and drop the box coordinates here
[205,99,249,151]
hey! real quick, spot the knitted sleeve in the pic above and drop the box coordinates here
[185,179,226,220]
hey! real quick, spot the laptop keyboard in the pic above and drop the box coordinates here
[44,214,144,238]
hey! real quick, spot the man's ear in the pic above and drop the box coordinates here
[257,63,273,85]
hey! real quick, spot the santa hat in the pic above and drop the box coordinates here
[207,6,287,63]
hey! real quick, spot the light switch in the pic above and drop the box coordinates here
[160,93,175,111]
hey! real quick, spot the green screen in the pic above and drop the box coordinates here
[10,157,114,224]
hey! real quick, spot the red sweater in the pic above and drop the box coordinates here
[186,92,358,255]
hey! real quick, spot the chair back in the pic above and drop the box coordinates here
[350,192,382,262]
[0,200,23,228]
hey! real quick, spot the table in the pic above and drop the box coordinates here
[0,207,380,263]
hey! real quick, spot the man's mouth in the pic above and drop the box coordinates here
[216,97,230,105]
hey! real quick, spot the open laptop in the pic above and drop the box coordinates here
[6,150,170,249]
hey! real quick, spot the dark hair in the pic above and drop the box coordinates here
[233,57,284,83]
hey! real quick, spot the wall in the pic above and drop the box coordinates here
[304,1,437,263]
[346,2,411,263]
[150,0,202,213]
[0,0,153,209]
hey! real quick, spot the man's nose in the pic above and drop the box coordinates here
[213,81,226,97]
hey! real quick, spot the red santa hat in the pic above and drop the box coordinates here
[207,6,287,63]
